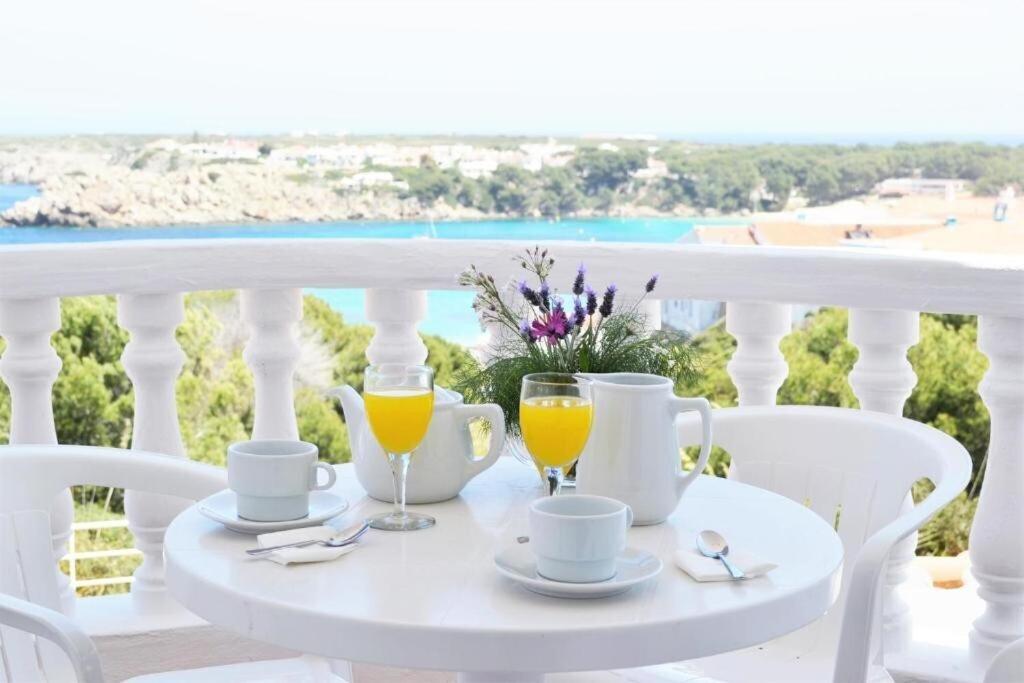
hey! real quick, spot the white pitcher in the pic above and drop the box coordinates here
[575,373,712,525]
[332,385,506,504]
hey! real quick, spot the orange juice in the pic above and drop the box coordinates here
[365,388,434,454]
[519,395,593,469]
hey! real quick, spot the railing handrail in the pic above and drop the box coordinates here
[0,238,1021,317]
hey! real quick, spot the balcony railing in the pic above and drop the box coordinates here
[0,237,1021,682]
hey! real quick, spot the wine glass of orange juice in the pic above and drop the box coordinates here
[364,364,435,531]
[519,373,594,495]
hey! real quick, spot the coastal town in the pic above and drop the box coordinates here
[0,135,1019,265]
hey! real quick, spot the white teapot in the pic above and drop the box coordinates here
[575,373,712,525]
[332,385,506,504]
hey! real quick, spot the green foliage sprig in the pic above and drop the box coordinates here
[455,247,699,436]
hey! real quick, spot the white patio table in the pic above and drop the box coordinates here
[164,458,843,682]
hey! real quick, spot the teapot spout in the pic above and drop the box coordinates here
[328,385,365,456]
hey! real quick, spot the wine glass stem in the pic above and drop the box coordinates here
[545,466,564,496]
[387,452,411,518]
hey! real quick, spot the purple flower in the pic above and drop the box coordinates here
[530,307,570,346]
[519,319,536,343]
[572,264,586,296]
[585,286,598,315]
[518,281,542,308]
[538,283,551,312]
[645,274,658,293]
[573,297,586,326]
[599,284,617,318]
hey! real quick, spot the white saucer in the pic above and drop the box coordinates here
[198,490,349,534]
[494,544,663,599]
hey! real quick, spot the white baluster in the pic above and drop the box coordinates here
[473,319,510,366]
[642,298,663,332]
[848,309,920,652]
[970,316,1024,662]
[365,289,428,366]
[726,302,791,406]
[241,289,302,440]
[118,292,187,608]
[0,297,74,613]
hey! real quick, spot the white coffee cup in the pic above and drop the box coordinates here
[227,440,337,522]
[528,494,633,583]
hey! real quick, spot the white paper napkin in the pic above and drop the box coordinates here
[674,547,777,582]
[255,525,360,566]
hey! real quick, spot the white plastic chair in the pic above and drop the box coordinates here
[0,444,348,682]
[552,406,972,683]
[985,637,1024,683]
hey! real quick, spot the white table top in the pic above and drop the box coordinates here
[165,459,843,675]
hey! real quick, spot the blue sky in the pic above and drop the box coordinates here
[1,0,1021,142]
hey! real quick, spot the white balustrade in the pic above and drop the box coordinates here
[848,308,921,652]
[118,292,188,607]
[725,302,791,406]
[241,288,302,440]
[0,239,1021,681]
[0,297,75,613]
[365,288,428,366]
[970,316,1024,663]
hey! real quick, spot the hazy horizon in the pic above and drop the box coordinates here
[2,0,1021,143]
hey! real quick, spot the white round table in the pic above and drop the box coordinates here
[165,459,843,682]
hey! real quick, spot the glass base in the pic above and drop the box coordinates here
[367,511,436,531]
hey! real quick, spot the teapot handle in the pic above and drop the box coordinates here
[669,396,713,494]
[453,403,507,478]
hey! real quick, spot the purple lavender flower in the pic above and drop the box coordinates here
[538,283,551,312]
[645,274,659,293]
[519,319,536,343]
[585,286,598,315]
[572,264,586,296]
[599,284,617,318]
[518,281,542,308]
[573,297,586,327]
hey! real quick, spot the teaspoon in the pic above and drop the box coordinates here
[697,529,745,580]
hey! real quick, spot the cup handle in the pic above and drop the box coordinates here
[670,396,713,493]
[453,403,506,477]
[311,462,337,491]
[625,505,634,528]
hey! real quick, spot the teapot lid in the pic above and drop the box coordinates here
[434,386,462,407]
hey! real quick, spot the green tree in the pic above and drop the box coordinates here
[486,164,534,214]
[536,166,583,217]
[573,148,646,196]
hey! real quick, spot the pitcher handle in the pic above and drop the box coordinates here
[669,396,713,493]
[453,403,507,477]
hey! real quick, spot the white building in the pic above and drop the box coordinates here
[876,177,967,197]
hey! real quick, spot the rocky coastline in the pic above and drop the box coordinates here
[0,141,684,228]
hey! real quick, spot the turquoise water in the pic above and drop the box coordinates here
[0,184,37,211]
[0,184,735,343]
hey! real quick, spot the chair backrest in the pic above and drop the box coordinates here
[0,445,226,682]
[677,406,967,662]
[0,511,78,682]
[680,406,953,570]
[985,637,1024,683]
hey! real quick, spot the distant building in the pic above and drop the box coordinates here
[876,178,966,198]
[338,171,404,190]
[458,159,500,179]
[181,139,259,161]
[633,159,669,181]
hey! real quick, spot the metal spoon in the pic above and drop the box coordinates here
[246,522,370,556]
[697,530,745,580]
